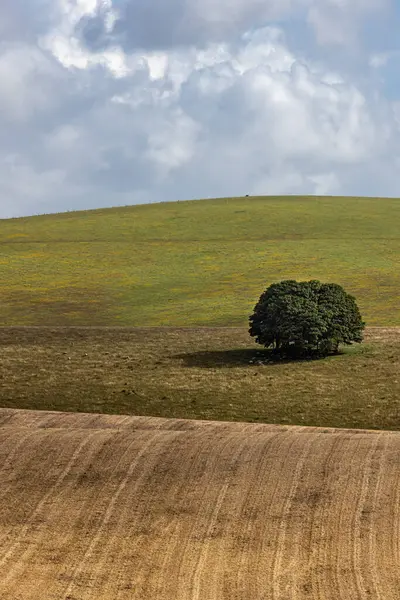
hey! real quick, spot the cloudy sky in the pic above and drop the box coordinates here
[1,0,400,219]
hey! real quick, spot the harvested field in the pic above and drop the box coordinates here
[1,408,400,599]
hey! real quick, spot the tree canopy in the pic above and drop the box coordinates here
[249,280,365,358]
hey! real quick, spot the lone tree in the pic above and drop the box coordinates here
[249,280,365,358]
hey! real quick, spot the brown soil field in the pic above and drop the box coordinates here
[1,408,400,599]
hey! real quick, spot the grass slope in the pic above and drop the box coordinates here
[1,408,400,599]
[1,326,399,431]
[1,195,399,326]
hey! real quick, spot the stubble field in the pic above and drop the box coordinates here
[0,407,400,599]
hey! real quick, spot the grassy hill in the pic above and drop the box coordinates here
[1,195,399,326]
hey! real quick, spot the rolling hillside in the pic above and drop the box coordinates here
[1,195,399,326]
[0,407,399,599]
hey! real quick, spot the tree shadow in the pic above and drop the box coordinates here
[173,348,326,369]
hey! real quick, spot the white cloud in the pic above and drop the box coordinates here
[369,50,400,70]
[144,109,201,175]
[369,54,390,69]
[0,44,62,122]
[70,0,388,55]
[307,0,390,46]
[41,34,130,76]
[308,172,339,195]
[38,0,127,76]
[58,0,114,25]
[0,1,399,219]
[0,155,67,217]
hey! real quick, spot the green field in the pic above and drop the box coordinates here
[1,195,400,326]
[0,326,399,430]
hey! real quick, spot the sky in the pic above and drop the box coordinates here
[1,0,400,219]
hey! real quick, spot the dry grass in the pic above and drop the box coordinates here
[0,326,399,430]
[0,408,400,599]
